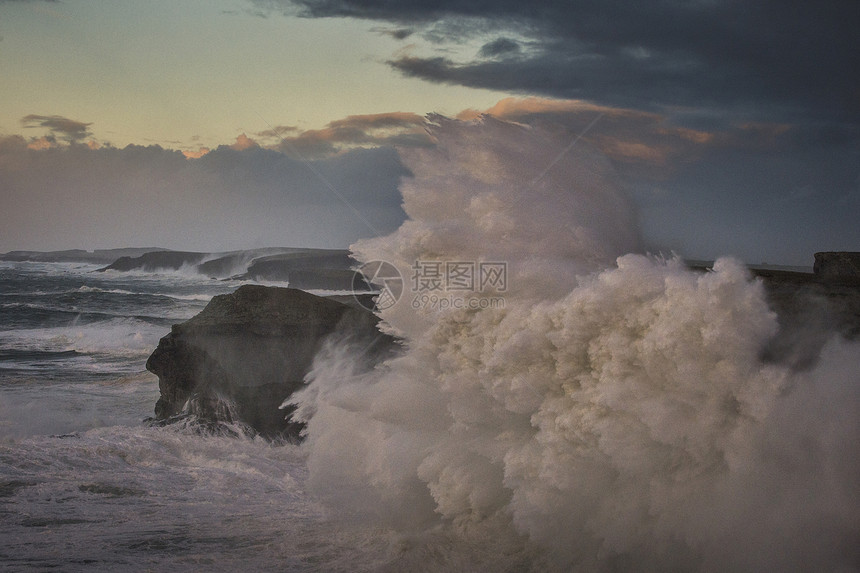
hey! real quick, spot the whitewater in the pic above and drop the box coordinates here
[1,117,858,571]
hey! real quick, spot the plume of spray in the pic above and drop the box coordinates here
[290,116,860,571]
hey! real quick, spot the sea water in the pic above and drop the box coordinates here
[0,265,539,572]
[0,263,393,572]
[2,117,859,572]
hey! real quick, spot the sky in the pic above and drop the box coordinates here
[1,0,858,265]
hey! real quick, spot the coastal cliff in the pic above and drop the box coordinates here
[145,285,396,438]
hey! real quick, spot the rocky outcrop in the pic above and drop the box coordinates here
[98,250,207,272]
[145,285,396,438]
[814,252,860,284]
[228,249,369,291]
[92,247,365,290]
[196,252,259,278]
[285,268,372,291]
[194,247,303,279]
[757,271,860,368]
[237,250,354,281]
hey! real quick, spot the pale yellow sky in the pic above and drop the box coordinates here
[0,0,507,150]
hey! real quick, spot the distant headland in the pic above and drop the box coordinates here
[4,247,859,284]
[1,247,370,292]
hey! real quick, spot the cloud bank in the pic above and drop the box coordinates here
[0,134,407,252]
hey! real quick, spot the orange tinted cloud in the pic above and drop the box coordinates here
[656,125,713,145]
[182,147,210,159]
[230,133,259,151]
[328,111,425,131]
[459,96,607,120]
[26,136,58,151]
[462,97,716,175]
[596,139,669,165]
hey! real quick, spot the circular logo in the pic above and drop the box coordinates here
[352,260,403,311]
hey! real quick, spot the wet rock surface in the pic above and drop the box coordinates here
[814,252,860,284]
[146,285,396,438]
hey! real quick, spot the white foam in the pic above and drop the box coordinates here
[1,318,164,355]
[291,117,860,571]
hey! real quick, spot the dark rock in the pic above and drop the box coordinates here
[196,253,253,278]
[327,293,379,310]
[98,251,207,272]
[814,252,860,284]
[238,250,355,282]
[222,248,369,290]
[145,285,396,438]
[287,268,372,291]
[759,274,860,368]
[195,247,302,279]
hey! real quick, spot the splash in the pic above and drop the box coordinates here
[291,117,860,571]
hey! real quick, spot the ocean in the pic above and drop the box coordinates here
[0,262,324,571]
[0,262,544,572]
[2,118,858,572]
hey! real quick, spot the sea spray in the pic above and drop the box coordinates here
[290,117,860,571]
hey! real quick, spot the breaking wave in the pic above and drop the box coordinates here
[290,117,859,571]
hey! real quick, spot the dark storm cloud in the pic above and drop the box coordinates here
[373,27,414,40]
[478,37,520,59]
[257,0,860,127]
[21,114,93,143]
